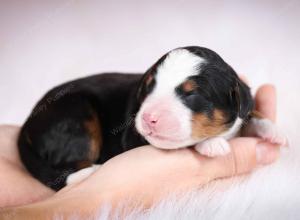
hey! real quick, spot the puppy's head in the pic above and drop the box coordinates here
[135,46,253,149]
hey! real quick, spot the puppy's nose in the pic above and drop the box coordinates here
[142,112,158,128]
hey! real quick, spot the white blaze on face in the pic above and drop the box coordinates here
[135,49,206,149]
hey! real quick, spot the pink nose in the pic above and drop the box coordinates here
[142,112,158,128]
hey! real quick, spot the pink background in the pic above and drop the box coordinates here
[0,0,299,135]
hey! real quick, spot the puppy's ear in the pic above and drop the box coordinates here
[231,79,254,118]
[136,71,155,103]
[136,53,168,102]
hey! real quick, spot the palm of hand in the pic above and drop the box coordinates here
[0,85,280,212]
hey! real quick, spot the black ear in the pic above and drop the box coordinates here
[232,79,254,119]
[136,73,147,101]
[136,53,169,102]
[136,71,155,104]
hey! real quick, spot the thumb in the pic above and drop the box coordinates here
[207,137,279,179]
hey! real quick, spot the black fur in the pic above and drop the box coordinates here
[176,46,253,126]
[18,46,254,190]
[18,73,145,190]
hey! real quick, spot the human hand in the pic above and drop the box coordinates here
[0,126,54,208]
[3,84,281,219]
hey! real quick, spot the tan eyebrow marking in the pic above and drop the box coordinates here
[84,112,102,162]
[182,80,197,92]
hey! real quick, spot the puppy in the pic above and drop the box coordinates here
[18,46,286,191]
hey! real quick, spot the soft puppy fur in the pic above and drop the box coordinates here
[134,47,254,154]
[17,46,286,191]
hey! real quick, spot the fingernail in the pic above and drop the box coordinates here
[256,142,278,165]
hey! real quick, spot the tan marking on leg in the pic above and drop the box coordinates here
[76,160,93,170]
[84,113,102,162]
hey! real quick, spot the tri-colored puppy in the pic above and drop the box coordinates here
[18,46,286,191]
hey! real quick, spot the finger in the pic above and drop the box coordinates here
[208,137,279,179]
[255,84,277,122]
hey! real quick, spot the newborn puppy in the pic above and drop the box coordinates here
[135,48,250,156]
[133,47,286,156]
[18,46,286,191]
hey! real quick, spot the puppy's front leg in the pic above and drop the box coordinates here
[243,117,288,146]
[66,164,101,185]
[195,137,231,157]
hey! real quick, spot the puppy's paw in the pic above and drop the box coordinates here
[245,118,288,147]
[66,164,100,185]
[195,137,231,157]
